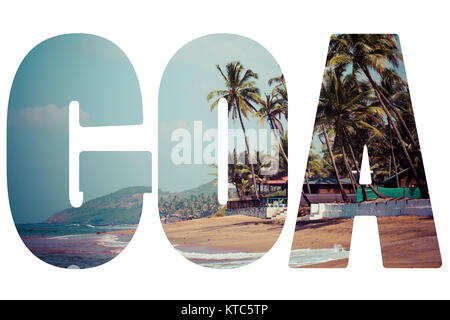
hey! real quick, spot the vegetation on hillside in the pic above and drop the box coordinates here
[45,186,151,225]
[159,191,220,219]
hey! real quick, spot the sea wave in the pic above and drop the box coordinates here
[289,246,349,267]
[95,234,128,248]
[179,250,264,261]
[175,244,349,269]
[46,234,84,240]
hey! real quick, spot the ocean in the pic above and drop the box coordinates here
[175,244,350,269]
[16,223,136,269]
[16,224,349,269]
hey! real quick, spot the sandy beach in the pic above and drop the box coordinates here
[292,216,441,268]
[157,214,441,268]
[162,215,284,253]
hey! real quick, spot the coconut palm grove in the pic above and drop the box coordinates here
[298,33,430,209]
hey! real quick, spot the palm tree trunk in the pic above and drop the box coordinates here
[368,184,388,199]
[236,106,259,199]
[391,148,400,188]
[355,63,417,149]
[377,86,418,149]
[361,183,368,202]
[306,163,312,194]
[302,190,311,206]
[376,80,426,186]
[388,119,400,188]
[321,124,350,202]
[347,142,386,198]
[361,65,428,198]
[343,148,357,194]
[339,135,357,194]
[343,128,360,172]
[342,128,370,201]
[279,141,289,164]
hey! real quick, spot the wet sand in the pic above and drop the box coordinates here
[158,215,441,268]
[300,259,349,268]
[107,229,136,236]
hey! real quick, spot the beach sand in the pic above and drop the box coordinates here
[157,215,441,268]
[106,229,136,236]
[162,215,284,253]
[292,216,441,268]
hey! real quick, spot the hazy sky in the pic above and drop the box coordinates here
[8,34,151,223]
[159,34,286,192]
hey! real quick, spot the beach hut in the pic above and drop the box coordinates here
[263,176,288,194]
[300,177,356,205]
[381,167,424,188]
[303,177,353,194]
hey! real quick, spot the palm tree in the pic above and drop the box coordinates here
[268,74,288,119]
[379,74,417,187]
[268,75,289,164]
[317,66,384,202]
[319,123,349,202]
[327,34,427,197]
[255,93,285,136]
[207,61,262,199]
[254,150,272,195]
[254,93,288,163]
[228,150,256,199]
[213,150,246,200]
[305,151,319,194]
[278,131,288,177]
[227,150,242,198]
[308,146,333,177]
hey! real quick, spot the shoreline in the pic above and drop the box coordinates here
[162,214,441,268]
[22,215,440,268]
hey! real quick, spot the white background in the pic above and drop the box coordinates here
[0,0,449,299]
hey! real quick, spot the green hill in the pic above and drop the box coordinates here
[158,182,216,199]
[44,182,218,225]
[44,186,151,225]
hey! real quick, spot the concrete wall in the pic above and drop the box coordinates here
[311,199,433,218]
[226,199,433,219]
[226,206,287,219]
[266,207,281,218]
[226,207,267,218]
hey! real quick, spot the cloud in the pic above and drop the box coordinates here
[8,105,89,129]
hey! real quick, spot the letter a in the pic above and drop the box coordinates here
[290,34,441,268]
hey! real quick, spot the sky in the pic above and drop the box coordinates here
[8,34,151,224]
[159,34,286,192]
